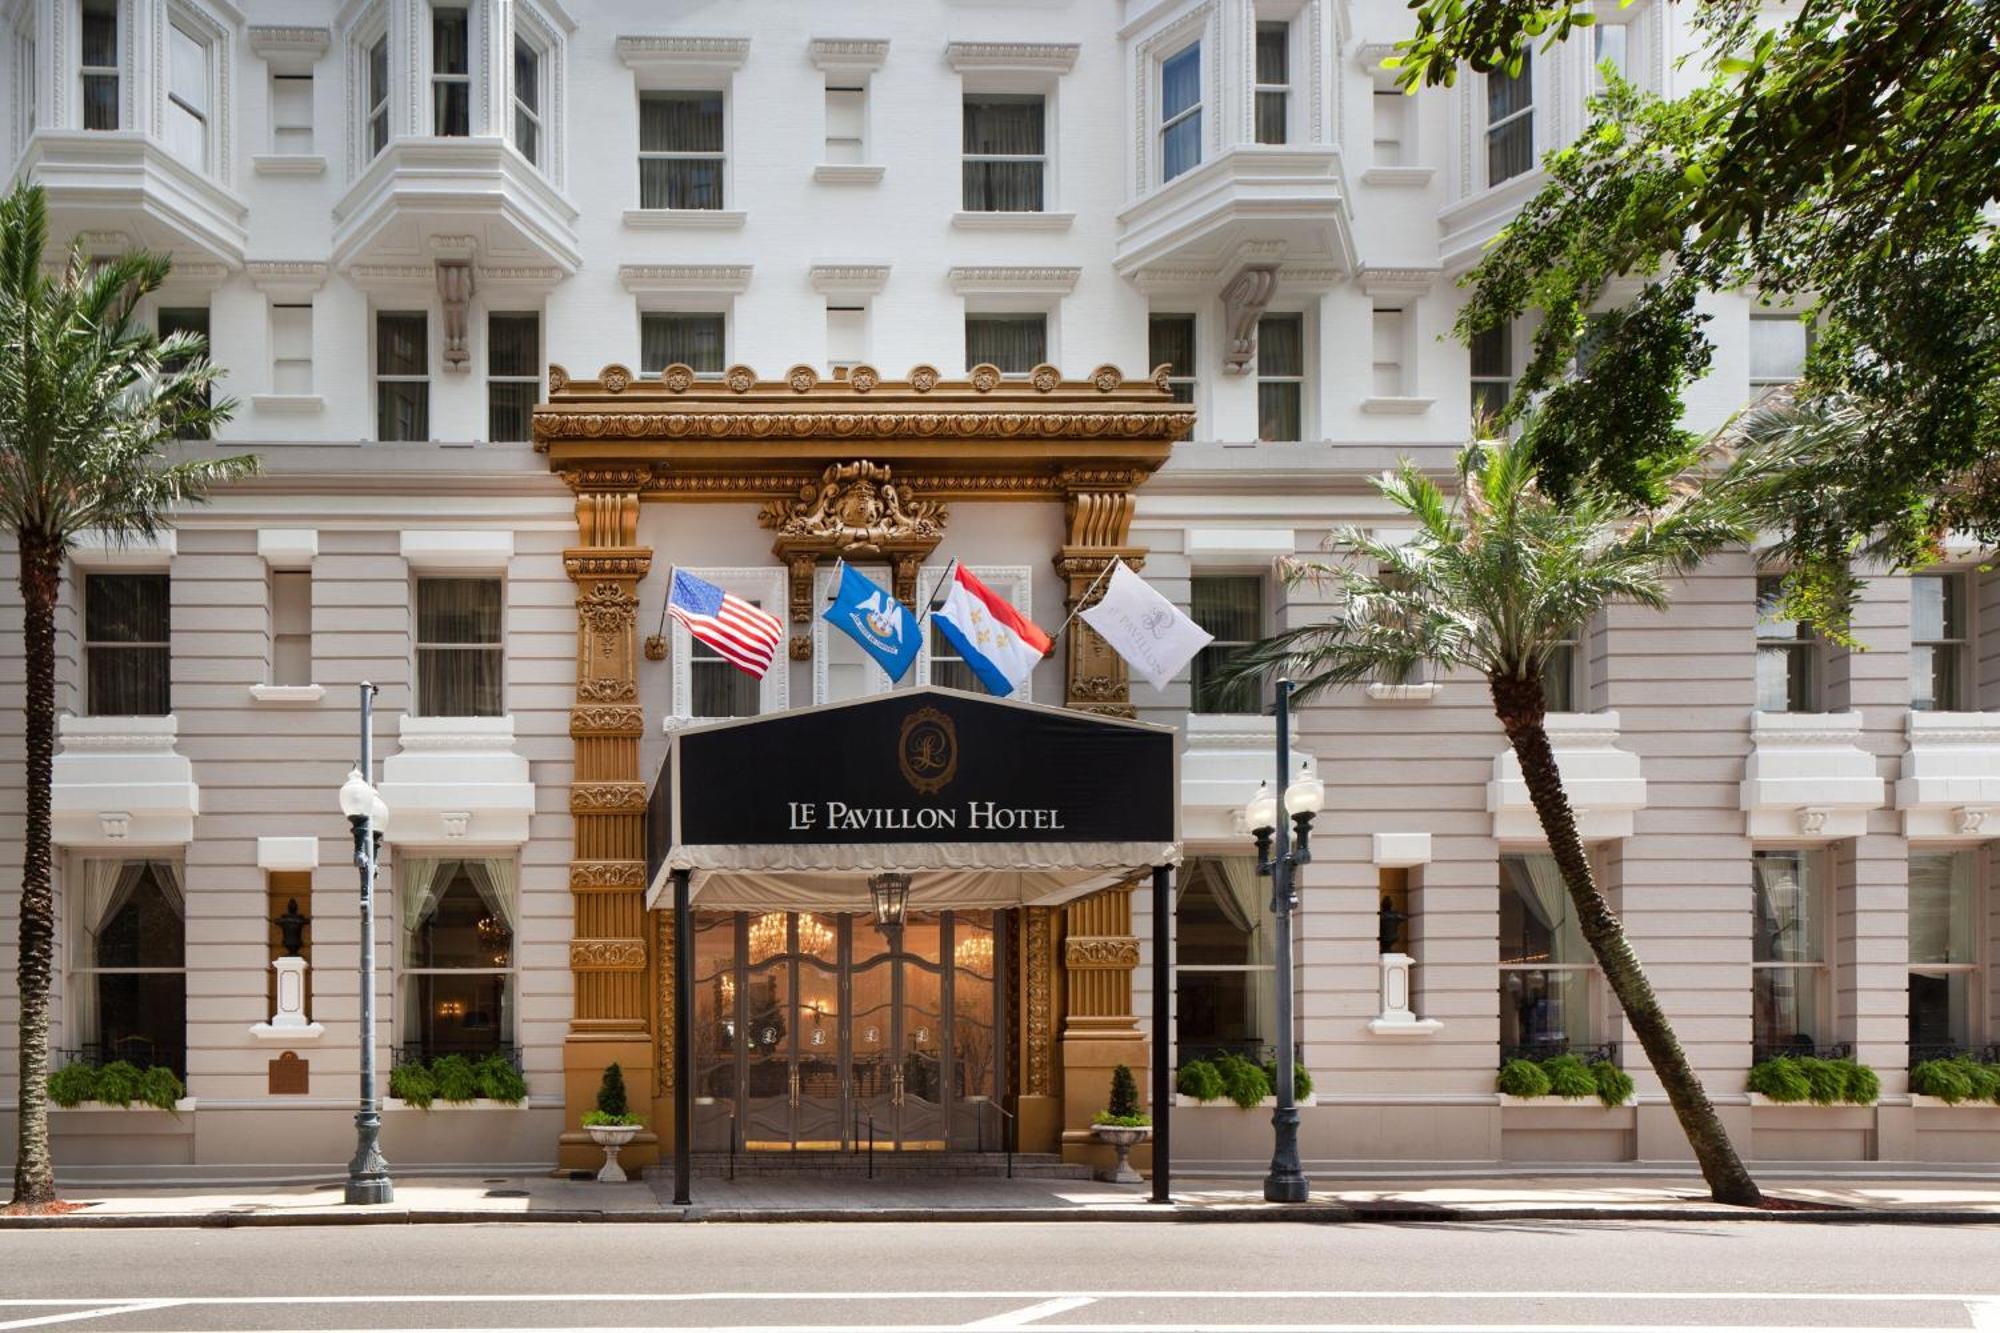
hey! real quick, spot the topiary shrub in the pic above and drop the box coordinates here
[1590,1061,1635,1107]
[1496,1058,1552,1098]
[1106,1063,1142,1118]
[1214,1052,1272,1108]
[1176,1059,1225,1102]
[1543,1054,1598,1100]
[1911,1058,1976,1104]
[390,1061,437,1109]
[1261,1058,1314,1101]
[597,1062,630,1119]
[138,1065,185,1113]
[1747,1056,1811,1103]
[1841,1060,1881,1106]
[46,1063,98,1108]
[93,1061,144,1109]
[475,1054,527,1105]
[431,1054,480,1104]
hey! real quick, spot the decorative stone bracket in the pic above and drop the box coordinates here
[760,460,948,634]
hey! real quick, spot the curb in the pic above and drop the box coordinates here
[3,1203,1997,1229]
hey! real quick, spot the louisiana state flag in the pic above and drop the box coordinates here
[931,563,1052,697]
[823,562,921,683]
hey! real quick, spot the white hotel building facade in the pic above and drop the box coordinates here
[2,0,1998,1181]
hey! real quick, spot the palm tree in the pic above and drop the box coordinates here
[1226,435,1765,1206]
[0,183,253,1210]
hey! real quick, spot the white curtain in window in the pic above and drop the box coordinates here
[462,858,518,933]
[1213,856,1271,1043]
[965,317,1046,374]
[399,856,444,968]
[641,315,725,375]
[961,97,1044,211]
[1910,851,1978,965]
[151,862,185,918]
[1752,852,1818,963]
[1511,853,1583,963]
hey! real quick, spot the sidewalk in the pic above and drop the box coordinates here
[6,1169,2000,1228]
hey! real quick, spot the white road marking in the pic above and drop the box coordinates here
[0,1290,1990,1306]
[98,1326,1987,1333]
[964,1296,1097,1327]
[0,1302,181,1332]
[1968,1300,2000,1331]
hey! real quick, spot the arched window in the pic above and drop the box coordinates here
[72,860,186,1078]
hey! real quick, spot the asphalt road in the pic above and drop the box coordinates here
[0,1220,1996,1332]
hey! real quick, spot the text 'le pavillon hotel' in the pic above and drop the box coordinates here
[4,0,1998,1184]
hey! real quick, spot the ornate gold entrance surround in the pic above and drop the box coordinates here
[536,365,1190,1162]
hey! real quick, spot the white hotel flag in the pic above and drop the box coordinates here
[1077,559,1214,692]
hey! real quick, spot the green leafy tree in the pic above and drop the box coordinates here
[1,183,250,1209]
[1400,1,2000,634]
[1226,435,1766,1205]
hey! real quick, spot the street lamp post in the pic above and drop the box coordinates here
[1244,677,1323,1204]
[339,682,394,1206]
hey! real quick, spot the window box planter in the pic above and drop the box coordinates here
[48,1098,196,1114]
[1910,1094,2000,1109]
[1173,1094,1318,1109]
[382,1098,526,1112]
[1745,1092,1877,1108]
[1497,1094,1635,1108]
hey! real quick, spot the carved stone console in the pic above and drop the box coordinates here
[759,460,948,635]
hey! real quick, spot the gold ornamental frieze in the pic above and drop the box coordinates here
[570,705,644,737]
[1064,935,1141,970]
[569,860,646,891]
[570,782,648,813]
[569,937,649,971]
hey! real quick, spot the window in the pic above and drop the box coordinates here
[1594,22,1629,81]
[1756,575,1817,713]
[640,312,725,377]
[399,858,515,1060]
[962,95,1045,211]
[270,571,311,687]
[1752,850,1828,1059]
[690,624,761,719]
[487,312,539,442]
[1909,851,1981,1059]
[165,23,209,170]
[1500,852,1598,1056]
[366,34,389,157]
[1469,323,1513,422]
[1749,313,1808,392]
[1485,53,1533,185]
[85,573,169,716]
[1149,314,1196,404]
[1542,629,1584,713]
[639,92,724,209]
[80,0,118,131]
[272,72,313,153]
[1159,42,1201,182]
[826,306,865,376]
[71,860,186,1079]
[157,306,210,439]
[1254,21,1289,144]
[271,303,313,395]
[1256,313,1303,441]
[825,84,864,164]
[965,314,1046,375]
[415,577,502,717]
[1911,574,1968,712]
[375,312,429,441]
[1190,575,1262,713]
[1175,856,1275,1060]
[1372,89,1407,166]
[431,7,470,136]
[512,34,541,164]
[1371,307,1408,397]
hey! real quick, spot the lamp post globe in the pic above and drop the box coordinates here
[339,768,374,820]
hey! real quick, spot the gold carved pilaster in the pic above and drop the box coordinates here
[1055,477,1145,718]
[1062,882,1140,1027]
[1023,906,1059,1097]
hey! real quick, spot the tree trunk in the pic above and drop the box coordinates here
[1489,671,1761,1207]
[10,533,60,1209]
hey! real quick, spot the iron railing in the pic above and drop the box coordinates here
[1500,1040,1620,1069]
[1752,1040,1852,1064]
[1909,1043,2000,1067]
[54,1043,187,1080]
[393,1042,521,1070]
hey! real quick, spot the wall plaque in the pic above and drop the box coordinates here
[268,1051,309,1096]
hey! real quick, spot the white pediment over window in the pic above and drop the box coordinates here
[378,715,533,847]
[52,716,200,847]
[1489,712,1647,841]
[1896,711,2000,840]
[1740,710,1887,840]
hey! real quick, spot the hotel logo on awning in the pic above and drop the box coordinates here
[898,706,958,794]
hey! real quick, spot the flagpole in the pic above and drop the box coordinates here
[646,564,678,660]
[1048,556,1121,648]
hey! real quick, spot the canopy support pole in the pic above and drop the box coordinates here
[672,867,693,1207]
[1150,862,1171,1205]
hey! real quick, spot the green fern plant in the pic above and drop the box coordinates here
[93,1061,145,1108]
[1747,1057,1811,1103]
[45,1063,98,1108]
[474,1055,527,1105]
[1590,1061,1635,1107]
[1176,1059,1225,1102]
[1496,1059,1552,1098]
[389,1061,437,1109]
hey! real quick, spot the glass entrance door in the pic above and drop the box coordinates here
[693,908,1003,1152]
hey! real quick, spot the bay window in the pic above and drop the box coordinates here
[1485,53,1533,185]
[431,7,470,137]
[512,34,543,164]
[1159,42,1201,182]
[366,33,389,158]
[165,22,210,171]
[81,0,119,130]
[1254,21,1288,144]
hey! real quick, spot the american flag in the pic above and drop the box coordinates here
[667,569,785,679]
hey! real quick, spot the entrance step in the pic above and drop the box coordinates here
[668,1151,1095,1180]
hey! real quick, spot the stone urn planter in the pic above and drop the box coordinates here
[1090,1123,1151,1183]
[587,1122,641,1182]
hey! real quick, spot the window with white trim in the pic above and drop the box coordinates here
[70,859,187,1079]
[270,570,311,687]
[165,21,211,170]
[1372,87,1407,166]
[398,857,516,1061]
[1190,575,1263,713]
[825,83,864,164]
[1911,573,1969,712]
[639,91,725,209]
[1159,42,1201,182]
[917,565,1033,694]
[271,303,313,395]
[670,568,787,722]
[158,306,211,440]
[431,6,470,136]
[376,311,429,441]
[271,72,313,154]
[1749,313,1809,394]
[1485,52,1532,186]
[826,306,866,377]
[512,32,543,165]
[1256,313,1304,441]
[1254,20,1289,144]
[415,576,503,717]
[962,94,1045,211]
[1469,322,1513,422]
[1542,623,1584,712]
[965,314,1046,375]
[366,32,389,157]
[487,312,539,442]
[1175,855,1276,1059]
[1909,850,1982,1059]
[1371,306,1408,397]
[1594,20,1629,83]
[1752,849,1830,1060]
[1500,852,1602,1056]
[814,562,896,705]
[85,573,170,716]
[80,0,119,131]
[641,312,725,377]
[1756,574,1818,713]
[1149,313,1196,405]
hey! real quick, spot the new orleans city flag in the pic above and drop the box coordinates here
[931,563,1052,697]
[823,562,921,683]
